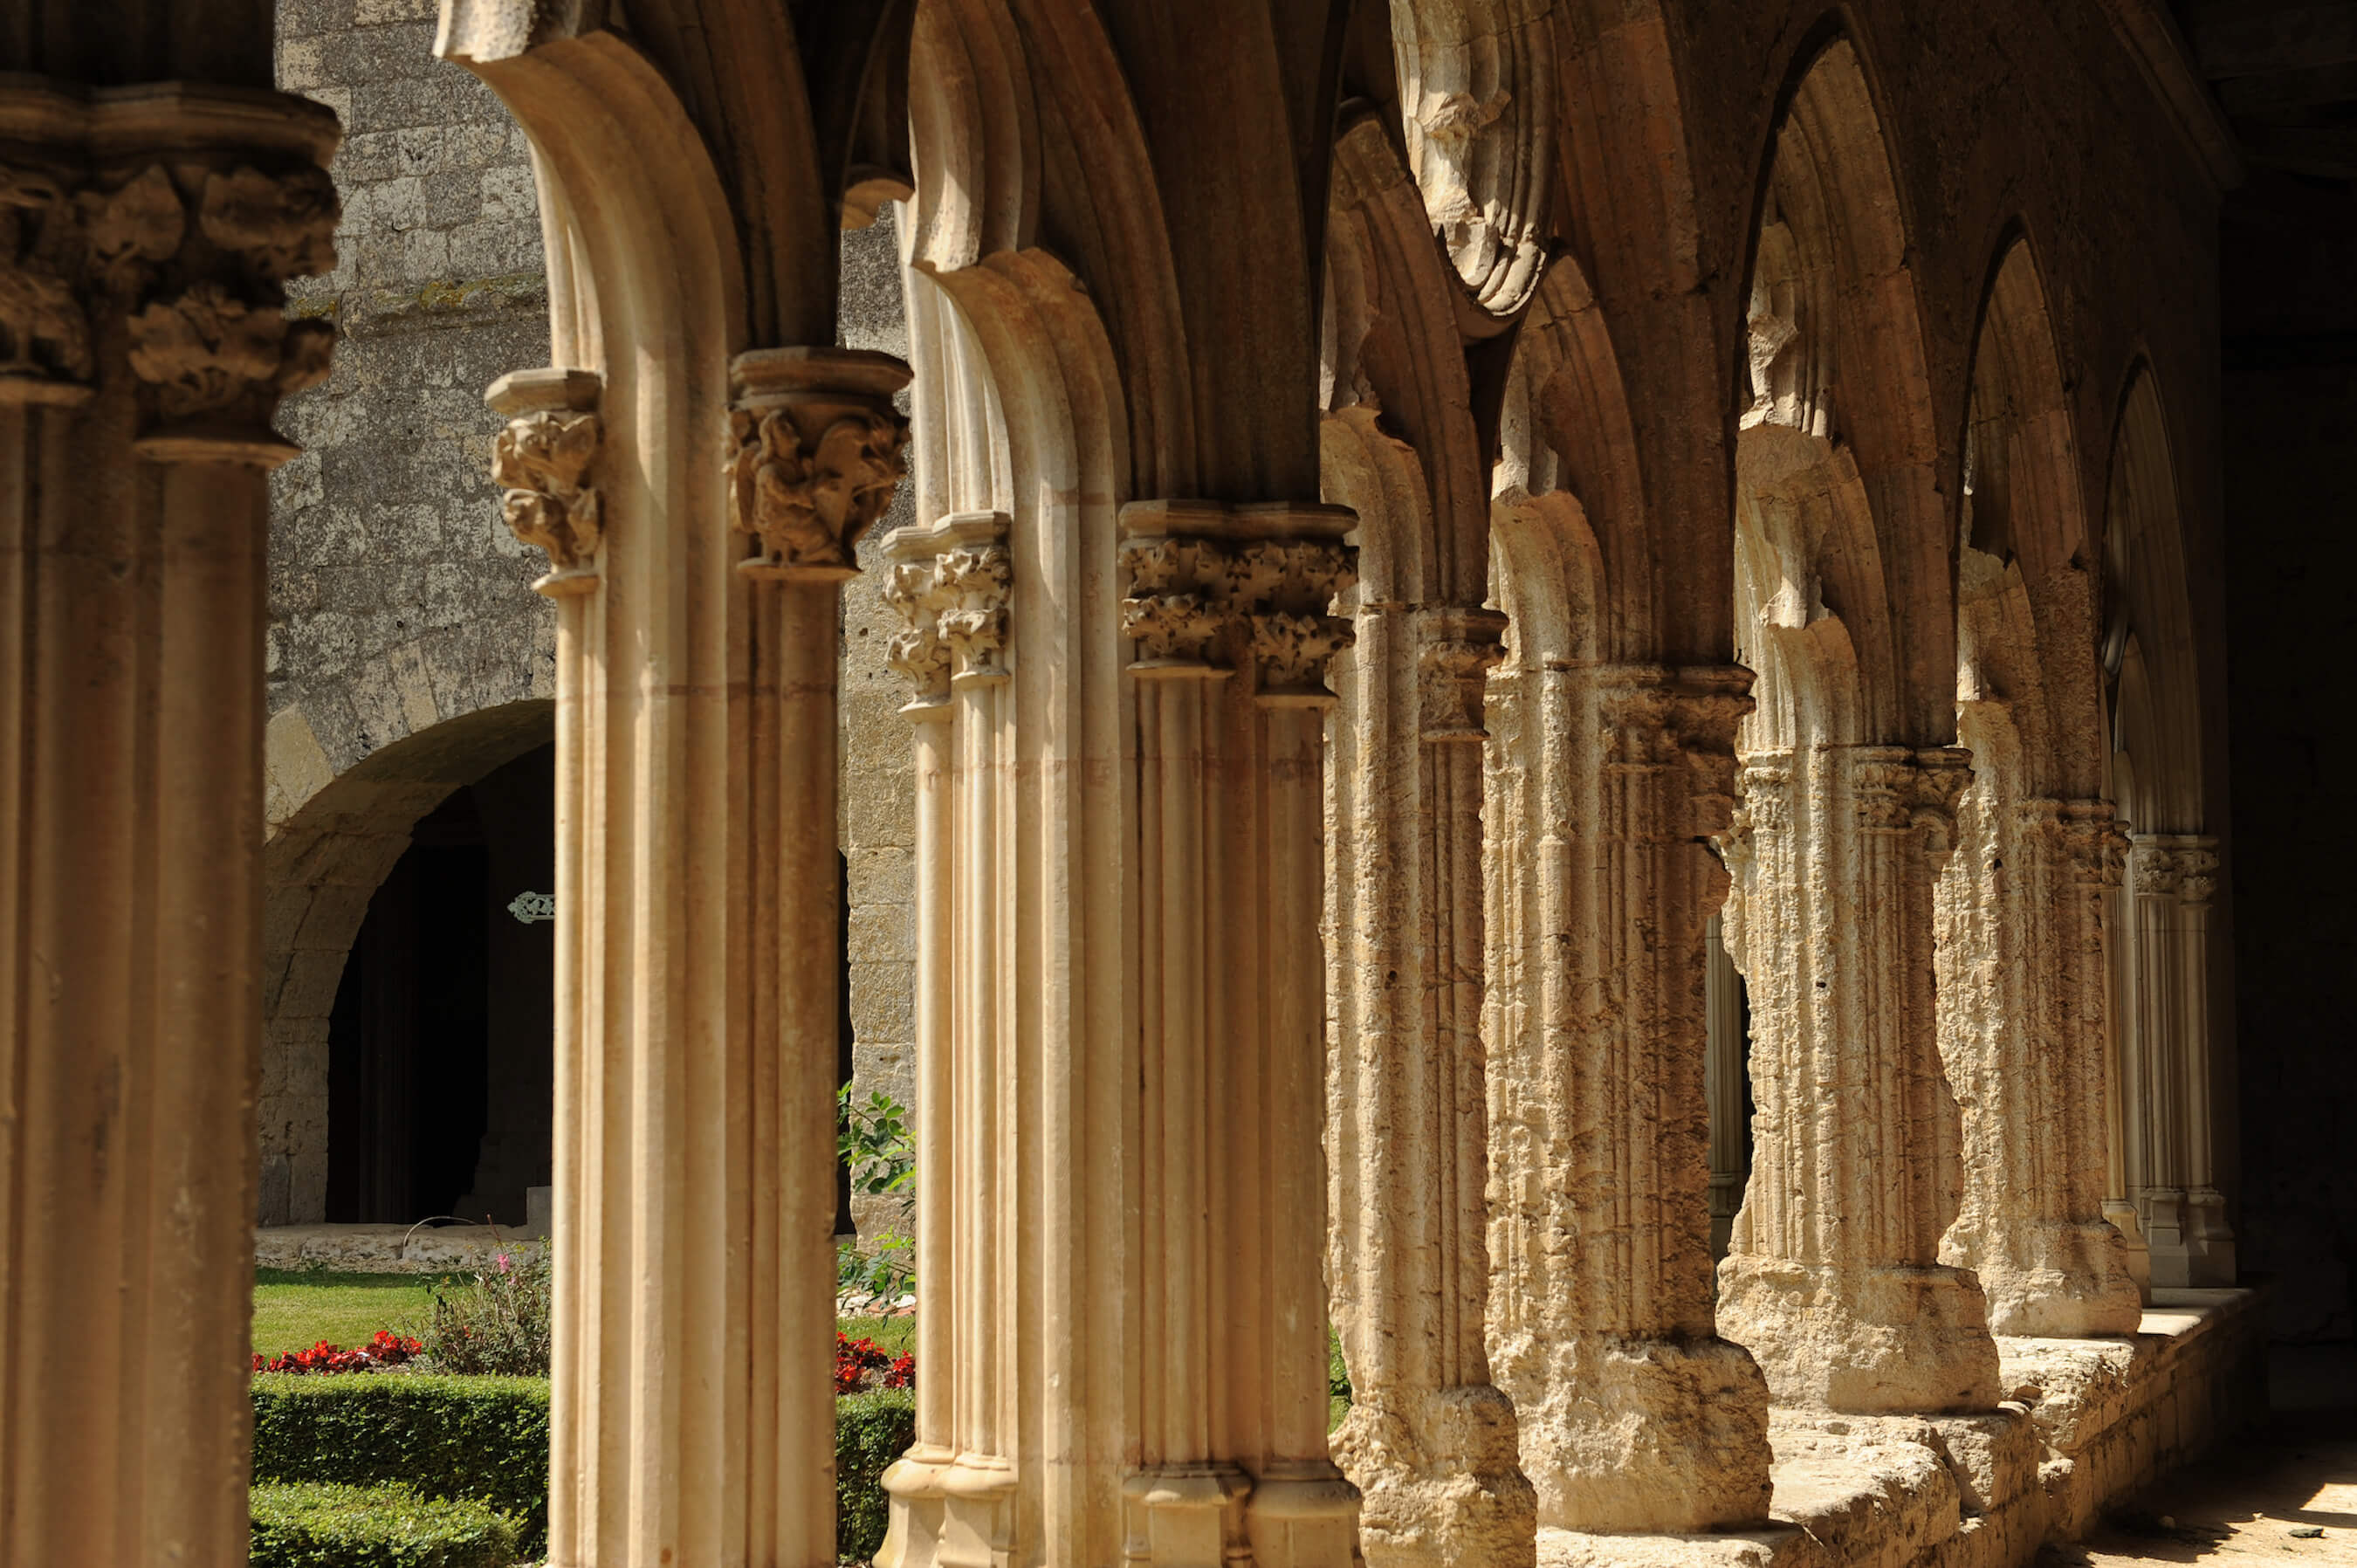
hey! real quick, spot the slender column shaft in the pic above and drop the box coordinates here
[1326,602,1531,1566]
[2123,834,2233,1288]
[2099,863,2153,1298]
[1717,745,2000,1413]
[1487,664,1770,1530]
[0,84,336,1566]
[876,512,1019,1560]
[1932,718,2141,1336]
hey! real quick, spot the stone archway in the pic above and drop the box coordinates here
[259,694,553,1224]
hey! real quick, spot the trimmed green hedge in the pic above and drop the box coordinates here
[837,1390,917,1564]
[249,1481,519,1568]
[251,1377,920,1564]
[251,1376,549,1558]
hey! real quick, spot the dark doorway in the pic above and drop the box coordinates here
[324,744,557,1225]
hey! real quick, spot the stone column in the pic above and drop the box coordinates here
[1487,664,1772,1530]
[1124,501,1362,1568]
[1327,598,1533,1568]
[2099,842,2154,1298]
[0,79,339,1563]
[881,499,1363,1568]
[501,344,908,1567]
[1717,745,2001,1413]
[875,507,1018,1564]
[1704,916,1748,1261]
[1931,719,2141,1337]
[2124,834,2234,1289]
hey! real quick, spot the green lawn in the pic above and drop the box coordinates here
[836,1316,914,1357]
[252,1269,441,1359]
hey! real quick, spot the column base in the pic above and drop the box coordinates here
[881,1448,1015,1568]
[1247,1460,1367,1568]
[1333,1384,1535,1567]
[1511,1334,1772,1533]
[1967,1221,2143,1338]
[1716,1258,2000,1413]
[1124,1463,1253,1565]
[877,1447,955,1568]
[2143,1187,2191,1289]
[2104,1199,2153,1301]
[2187,1187,2238,1286]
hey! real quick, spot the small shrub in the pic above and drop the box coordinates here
[251,1373,552,1558]
[838,1087,916,1299]
[249,1480,519,1568]
[418,1248,552,1377]
[836,1389,917,1565]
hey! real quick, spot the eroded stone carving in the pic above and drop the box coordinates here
[0,157,333,423]
[1717,743,2003,1414]
[1412,608,1507,741]
[1487,663,1773,1532]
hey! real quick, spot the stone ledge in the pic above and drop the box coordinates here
[257,1222,546,1274]
[1538,1289,2263,1568]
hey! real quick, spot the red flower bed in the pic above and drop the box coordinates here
[253,1329,424,1376]
[835,1331,915,1395]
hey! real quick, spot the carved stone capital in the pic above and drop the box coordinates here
[1721,749,1794,870]
[1117,500,1357,698]
[0,84,340,462]
[1413,606,1508,742]
[2132,834,2219,908]
[727,347,910,581]
[1600,665,1757,837]
[1844,746,1971,856]
[486,368,603,597]
[2037,800,2129,890]
[880,511,1013,711]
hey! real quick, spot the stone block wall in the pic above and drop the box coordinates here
[838,214,921,1245]
[262,0,555,1224]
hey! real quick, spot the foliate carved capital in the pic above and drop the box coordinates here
[1600,666,1758,837]
[2132,834,2219,908]
[727,347,911,581]
[486,368,602,597]
[0,87,340,460]
[1117,500,1358,699]
[1845,746,1972,856]
[1414,607,1509,742]
[880,512,1013,710]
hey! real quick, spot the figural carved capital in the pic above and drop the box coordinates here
[727,347,911,581]
[486,368,602,597]
[1117,500,1357,700]
[0,84,341,463]
[880,511,1013,712]
[2039,800,2130,890]
[1414,607,1509,742]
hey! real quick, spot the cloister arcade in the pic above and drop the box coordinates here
[0,1,2278,1565]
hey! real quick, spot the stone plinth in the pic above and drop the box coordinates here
[1532,1290,2263,1568]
